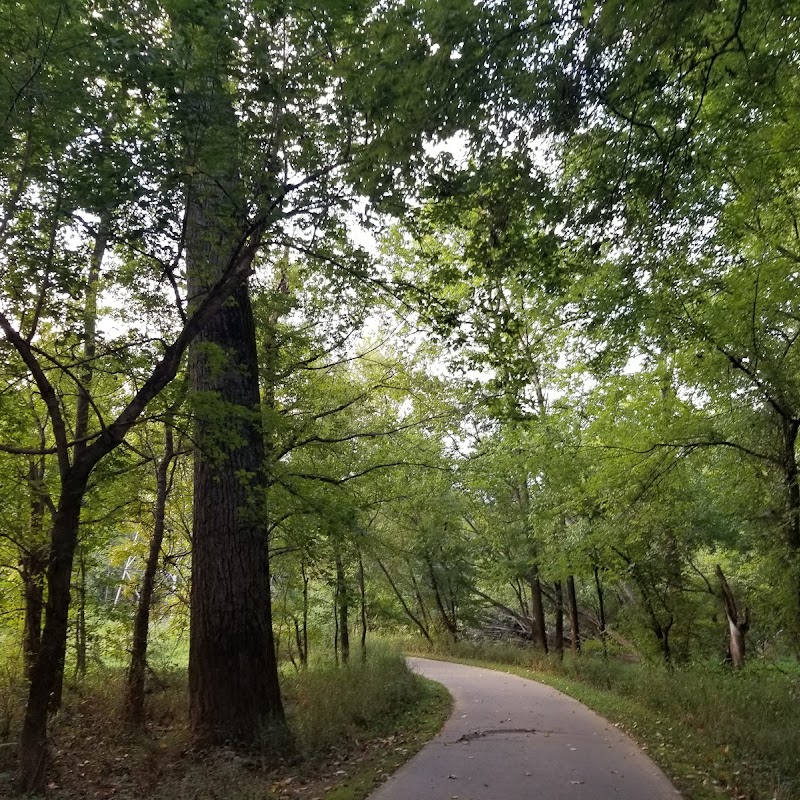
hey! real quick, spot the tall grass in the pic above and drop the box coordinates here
[283,647,428,758]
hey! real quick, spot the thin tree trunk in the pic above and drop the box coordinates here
[529,568,548,653]
[427,558,458,640]
[358,550,367,661]
[409,566,431,625]
[376,557,431,642]
[21,548,45,682]
[567,575,580,655]
[333,588,339,666]
[74,549,86,679]
[18,470,91,791]
[336,554,350,664]
[781,417,800,640]
[125,426,176,723]
[21,455,48,681]
[593,564,607,657]
[554,580,564,659]
[302,564,309,666]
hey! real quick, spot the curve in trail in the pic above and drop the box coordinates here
[369,657,680,800]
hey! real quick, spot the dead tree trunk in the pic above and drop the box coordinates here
[715,564,749,668]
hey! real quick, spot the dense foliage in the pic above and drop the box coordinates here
[1,0,799,796]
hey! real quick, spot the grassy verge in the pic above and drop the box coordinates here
[398,638,799,800]
[0,647,451,800]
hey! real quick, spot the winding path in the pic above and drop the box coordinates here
[369,658,680,800]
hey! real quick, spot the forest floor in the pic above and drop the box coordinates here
[400,639,800,800]
[0,652,451,800]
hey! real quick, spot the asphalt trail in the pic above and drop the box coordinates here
[368,657,680,800]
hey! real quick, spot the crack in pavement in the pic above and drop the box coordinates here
[450,727,561,743]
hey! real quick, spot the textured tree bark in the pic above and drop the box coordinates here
[567,575,580,655]
[188,275,284,741]
[186,164,283,741]
[125,427,175,723]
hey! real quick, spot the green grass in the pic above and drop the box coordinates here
[397,637,800,800]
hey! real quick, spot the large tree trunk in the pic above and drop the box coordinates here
[186,159,283,740]
[567,575,580,655]
[188,262,284,741]
[125,427,175,723]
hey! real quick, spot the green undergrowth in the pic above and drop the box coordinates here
[0,647,451,800]
[398,637,800,800]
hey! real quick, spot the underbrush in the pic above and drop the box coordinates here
[398,636,800,800]
[0,646,450,800]
[283,650,424,757]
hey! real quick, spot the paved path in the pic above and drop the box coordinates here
[369,658,680,800]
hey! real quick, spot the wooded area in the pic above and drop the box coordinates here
[1,0,799,796]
